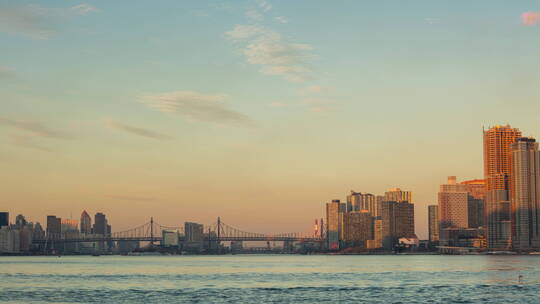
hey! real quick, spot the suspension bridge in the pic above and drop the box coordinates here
[32,217,324,245]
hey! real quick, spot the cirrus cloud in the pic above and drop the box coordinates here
[0,117,73,139]
[226,25,314,83]
[105,119,172,140]
[275,16,288,24]
[0,3,98,39]
[141,91,254,127]
[522,12,540,26]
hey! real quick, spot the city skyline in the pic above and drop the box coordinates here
[2,1,540,239]
[0,125,535,240]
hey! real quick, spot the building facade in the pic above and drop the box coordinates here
[339,211,373,247]
[347,191,378,215]
[461,179,487,200]
[326,200,341,250]
[80,211,92,234]
[428,205,439,243]
[380,200,415,249]
[93,213,108,235]
[0,212,8,228]
[511,137,540,250]
[438,176,470,229]
[0,227,20,253]
[483,125,521,249]
[46,216,61,236]
[384,188,412,203]
[461,179,486,228]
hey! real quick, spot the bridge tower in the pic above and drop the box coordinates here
[150,217,154,247]
[216,217,222,253]
[217,217,221,242]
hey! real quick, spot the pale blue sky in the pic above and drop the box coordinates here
[1,1,539,238]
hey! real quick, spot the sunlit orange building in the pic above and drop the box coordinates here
[461,179,486,200]
[483,125,521,249]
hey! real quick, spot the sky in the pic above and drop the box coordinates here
[1,1,540,239]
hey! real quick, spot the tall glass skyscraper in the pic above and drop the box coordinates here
[483,125,521,249]
[511,137,540,250]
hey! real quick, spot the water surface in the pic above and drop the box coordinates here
[1,255,539,303]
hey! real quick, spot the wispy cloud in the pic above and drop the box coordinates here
[105,119,172,140]
[141,91,254,127]
[226,25,314,82]
[275,16,288,24]
[522,12,540,26]
[425,17,440,25]
[0,3,98,39]
[8,134,52,152]
[0,117,73,139]
[0,5,56,39]
[246,8,263,22]
[71,4,99,16]
[257,0,272,12]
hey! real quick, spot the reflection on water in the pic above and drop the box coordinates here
[1,255,539,303]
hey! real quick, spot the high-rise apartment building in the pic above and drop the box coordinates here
[347,191,378,215]
[326,200,341,250]
[361,193,377,215]
[384,188,412,203]
[461,179,486,229]
[80,210,92,234]
[461,179,487,200]
[0,212,8,228]
[339,211,374,247]
[438,176,469,229]
[184,222,204,242]
[15,214,27,228]
[93,213,108,235]
[347,191,360,212]
[61,219,79,232]
[511,137,540,250]
[367,219,383,249]
[428,205,439,243]
[46,216,61,235]
[380,200,415,249]
[484,125,521,249]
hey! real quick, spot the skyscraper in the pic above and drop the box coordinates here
[326,200,341,250]
[0,212,8,228]
[347,191,360,212]
[360,193,377,215]
[15,214,27,228]
[461,179,486,228]
[438,176,469,229]
[46,216,61,236]
[80,210,92,234]
[93,213,108,235]
[380,200,415,249]
[461,179,487,200]
[428,205,439,243]
[339,211,374,247]
[347,191,378,215]
[384,188,412,203]
[483,125,521,249]
[61,219,79,232]
[511,137,540,250]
